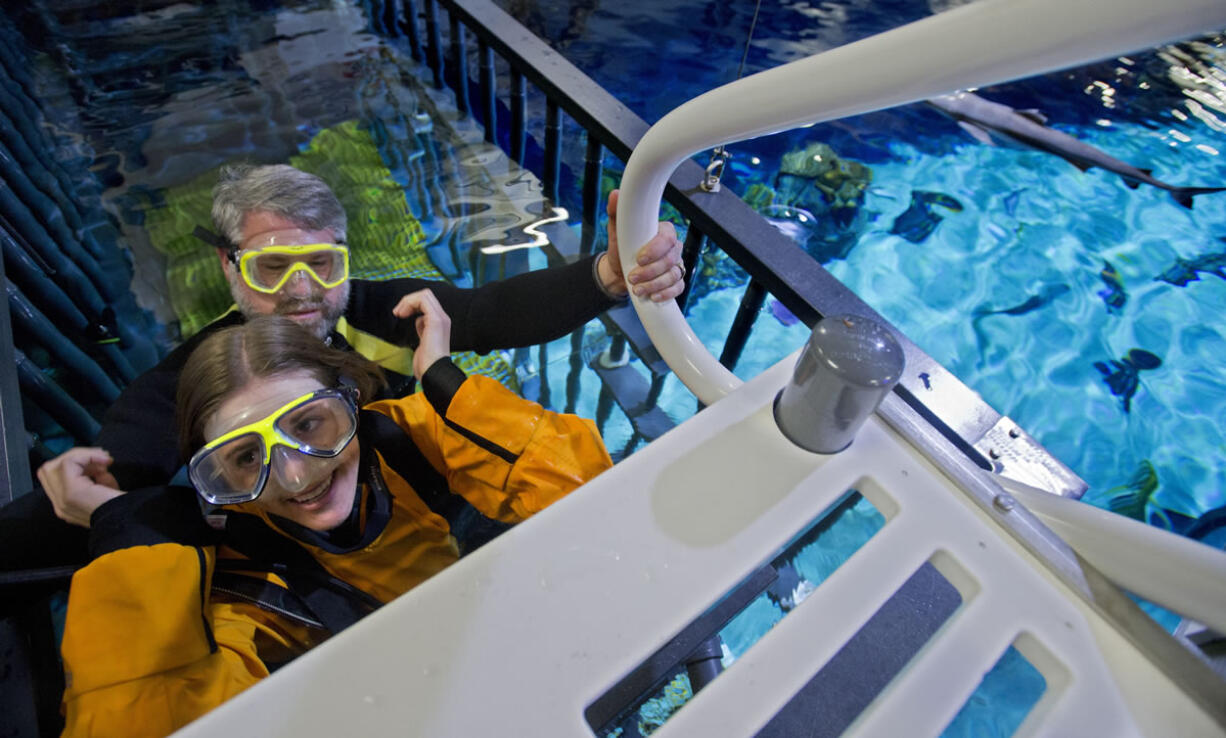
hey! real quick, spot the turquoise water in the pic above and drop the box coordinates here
[502,0,1226,536]
[10,1,1217,732]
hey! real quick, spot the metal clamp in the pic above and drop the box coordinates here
[700,147,729,193]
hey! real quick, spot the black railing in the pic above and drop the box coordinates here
[0,0,1021,534]
[0,1,1071,734]
[403,0,999,472]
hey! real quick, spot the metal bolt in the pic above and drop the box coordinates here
[993,493,1016,512]
[1008,427,1021,439]
[988,448,1002,459]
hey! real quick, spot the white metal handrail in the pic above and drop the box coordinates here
[616,0,1226,406]
[614,0,1226,633]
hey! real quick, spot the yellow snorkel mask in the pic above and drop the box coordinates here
[188,387,359,505]
[232,242,350,294]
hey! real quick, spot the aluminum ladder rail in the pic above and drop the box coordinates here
[178,0,1226,735]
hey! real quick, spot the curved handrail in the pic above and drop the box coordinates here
[616,0,1226,406]
[1000,476,1226,635]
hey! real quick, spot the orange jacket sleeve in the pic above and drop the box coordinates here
[367,363,612,523]
[59,544,270,737]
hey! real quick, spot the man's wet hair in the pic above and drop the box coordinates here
[211,164,348,249]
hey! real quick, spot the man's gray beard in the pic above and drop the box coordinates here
[228,276,351,341]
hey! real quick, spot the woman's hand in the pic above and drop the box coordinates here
[37,447,123,528]
[392,288,453,378]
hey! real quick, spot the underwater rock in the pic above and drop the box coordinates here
[683,248,749,307]
[749,142,873,263]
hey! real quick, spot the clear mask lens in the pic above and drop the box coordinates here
[269,445,338,494]
[189,390,357,505]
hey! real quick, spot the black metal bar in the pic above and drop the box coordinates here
[719,279,767,373]
[1,603,66,736]
[646,373,667,408]
[509,68,526,166]
[606,334,627,365]
[594,384,614,436]
[382,0,399,38]
[580,133,603,256]
[0,251,30,504]
[564,329,584,414]
[543,100,561,204]
[448,14,470,115]
[677,225,704,313]
[533,343,550,409]
[584,565,778,734]
[478,41,495,144]
[401,0,423,61]
[424,0,444,89]
[437,0,1024,467]
[684,635,725,693]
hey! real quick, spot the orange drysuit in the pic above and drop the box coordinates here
[59,369,612,737]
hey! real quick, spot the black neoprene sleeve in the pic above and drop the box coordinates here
[344,254,617,354]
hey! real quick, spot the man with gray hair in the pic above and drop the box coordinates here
[8,163,684,565]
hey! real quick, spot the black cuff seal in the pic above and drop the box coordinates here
[420,358,467,416]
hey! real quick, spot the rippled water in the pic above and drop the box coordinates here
[13,1,1218,733]
[501,0,1226,533]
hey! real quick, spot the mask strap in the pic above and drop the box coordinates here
[193,225,230,250]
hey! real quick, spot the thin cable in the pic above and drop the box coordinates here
[703,0,765,193]
[733,0,764,83]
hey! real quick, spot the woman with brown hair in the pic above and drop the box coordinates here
[54,290,612,737]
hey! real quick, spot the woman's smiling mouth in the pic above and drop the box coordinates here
[287,474,333,507]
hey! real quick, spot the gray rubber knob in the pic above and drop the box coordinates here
[774,314,905,454]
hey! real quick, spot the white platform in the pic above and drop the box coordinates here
[178,354,1226,737]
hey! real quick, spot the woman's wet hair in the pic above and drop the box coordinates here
[211,164,348,248]
[176,315,386,463]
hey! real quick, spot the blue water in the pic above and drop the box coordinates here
[501,0,1226,534]
[11,1,1211,734]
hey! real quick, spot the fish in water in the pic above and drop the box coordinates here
[889,190,963,243]
[926,91,1226,209]
[1153,245,1226,287]
[1103,460,1159,521]
[973,283,1071,320]
[1097,260,1127,314]
[1093,348,1162,413]
[1002,188,1025,217]
[971,283,1070,361]
[768,298,800,327]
